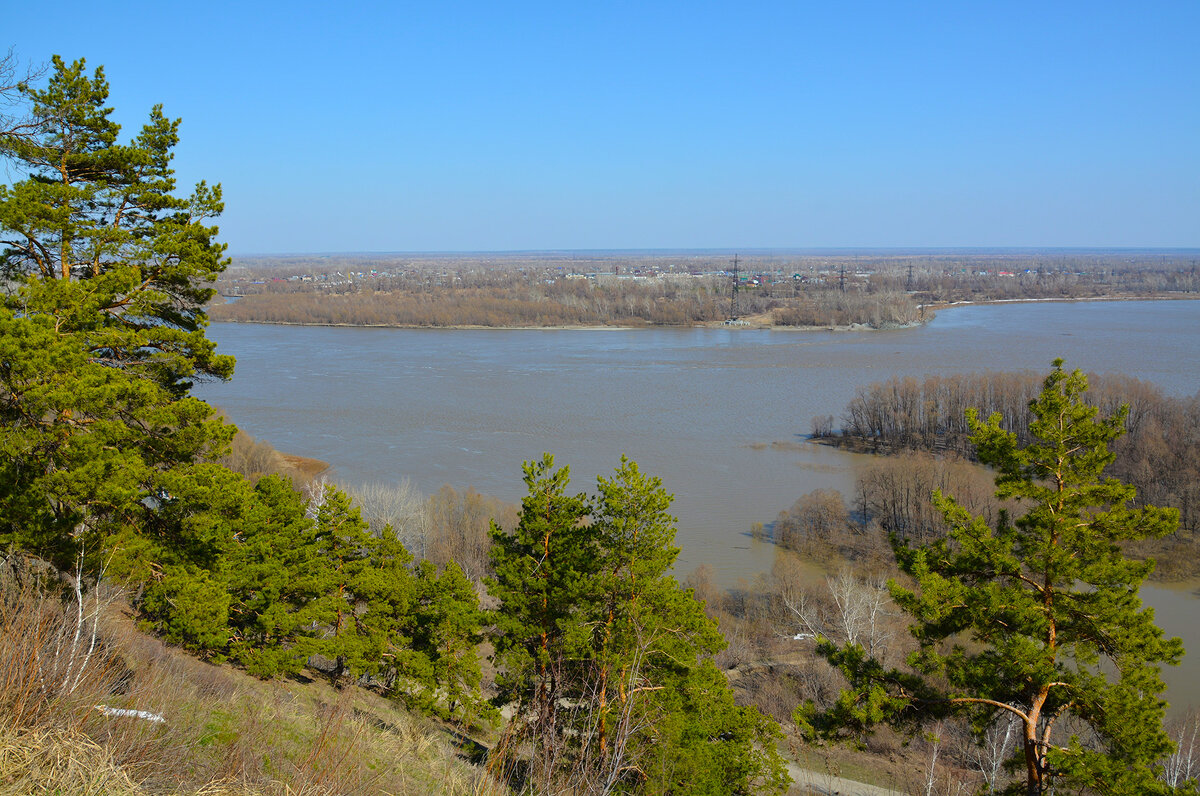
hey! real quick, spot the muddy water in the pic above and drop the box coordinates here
[196,298,1200,709]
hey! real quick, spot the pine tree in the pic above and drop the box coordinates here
[798,361,1191,795]
[487,454,594,785]
[0,302,234,574]
[224,475,328,676]
[488,455,788,795]
[403,559,492,727]
[584,458,788,795]
[0,55,231,392]
[309,485,388,684]
[0,56,234,595]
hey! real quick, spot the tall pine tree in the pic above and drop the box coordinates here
[0,56,234,593]
[488,454,594,786]
[488,455,788,795]
[0,55,230,391]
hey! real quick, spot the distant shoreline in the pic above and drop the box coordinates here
[208,293,1197,332]
[930,293,1199,307]
[207,318,921,332]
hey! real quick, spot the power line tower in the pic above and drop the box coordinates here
[729,254,741,321]
[839,263,846,293]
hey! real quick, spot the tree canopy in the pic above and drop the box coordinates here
[0,55,231,392]
[488,454,788,795]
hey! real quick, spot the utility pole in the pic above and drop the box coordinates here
[729,254,741,321]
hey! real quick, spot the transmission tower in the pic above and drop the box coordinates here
[729,254,741,321]
[839,263,846,293]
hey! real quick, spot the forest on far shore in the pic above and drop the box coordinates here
[210,251,1200,329]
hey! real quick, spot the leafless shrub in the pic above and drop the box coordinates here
[427,484,517,581]
[774,489,851,556]
[779,566,896,664]
[0,554,124,730]
[344,478,429,555]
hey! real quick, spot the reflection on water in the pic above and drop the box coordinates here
[196,299,1200,710]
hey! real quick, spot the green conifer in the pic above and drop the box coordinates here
[798,361,1190,795]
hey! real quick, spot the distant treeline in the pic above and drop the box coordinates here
[214,281,727,326]
[211,279,922,328]
[823,370,1200,543]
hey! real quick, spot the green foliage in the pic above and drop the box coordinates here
[488,454,788,795]
[0,302,236,576]
[488,453,593,722]
[141,565,231,655]
[0,55,232,392]
[800,360,1191,795]
[401,560,494,727]
[642,660,789,796]
[224,476,327,676]
[0,56,492,732]
[0,55,237,599]
[306,486,386,682]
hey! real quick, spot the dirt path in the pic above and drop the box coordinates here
[786,761,908,796]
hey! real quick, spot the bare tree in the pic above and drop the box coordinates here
[969,712,1020,794]
[781,566,895,662]
[426,484,514,581]
[0,50,48,152]
[1163,709,1200,789]
[344,479,428,556]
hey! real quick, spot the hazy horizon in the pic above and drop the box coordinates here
[10,2,1198,253]
[227,246,1200,259]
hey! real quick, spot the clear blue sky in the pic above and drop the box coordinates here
[6,1,1198,253]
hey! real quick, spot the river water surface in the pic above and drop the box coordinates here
[196,299,1200,709]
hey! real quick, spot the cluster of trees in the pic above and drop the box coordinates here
[213,281,730,327]
[769,289,920,327]
[0,56,790,794]
[211,279,927,328]
[831,370,1200,575]
[486,456,788,794]
[0,55,488,723]
[872,265,1199,302]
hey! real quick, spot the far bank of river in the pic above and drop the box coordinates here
[196,299,1200,710]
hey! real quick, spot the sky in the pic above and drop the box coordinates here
[4,1,1199,253]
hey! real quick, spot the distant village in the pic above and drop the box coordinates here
[217,251,1092,298]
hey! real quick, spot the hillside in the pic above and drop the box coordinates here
[0,567,499,796]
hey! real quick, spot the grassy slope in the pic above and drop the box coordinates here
[0,579,500,796]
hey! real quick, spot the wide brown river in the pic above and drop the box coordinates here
[197,299,1200,710]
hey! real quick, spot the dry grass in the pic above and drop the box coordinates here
[0,564,505,795]
[0,725,142,796]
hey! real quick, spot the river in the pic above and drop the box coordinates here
[195,299,1200,709]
